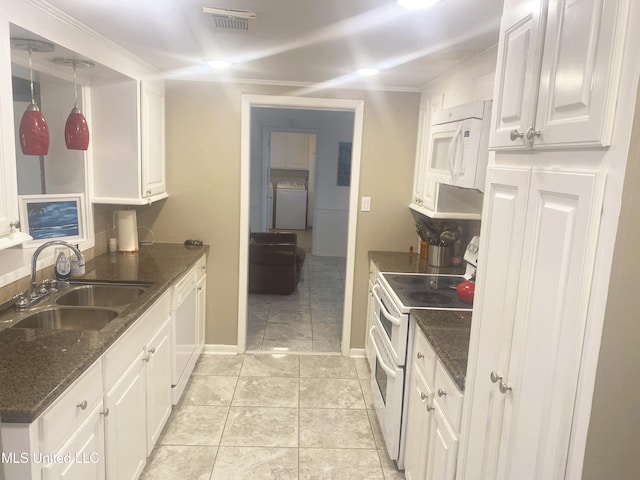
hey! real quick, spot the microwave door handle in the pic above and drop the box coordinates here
[369,327,398,379]
[372,284,402,326]
[447,124,464,184]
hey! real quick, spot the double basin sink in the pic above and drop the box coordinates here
[6,282,151,331]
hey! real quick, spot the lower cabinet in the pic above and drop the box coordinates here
[404,325,462,480]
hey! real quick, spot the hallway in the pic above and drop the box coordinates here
[247,253,345,353]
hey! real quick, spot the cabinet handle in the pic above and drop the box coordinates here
[437,388,447,397]
[417,352,424,359]
[509,129,525,141]
[76,400,88,410]
[525,126,541,140]
[100,408,110,417]
[420,392,428,401]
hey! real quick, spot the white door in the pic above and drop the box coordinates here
[426,402,459,480]
[141,79,166,198]
[145,317,172,454]
[460,166,531,479]
[404,367,434,480]
[490,0,546,149]
[104,352,147,480]
[533,0,626,148]
[497,169,604,480]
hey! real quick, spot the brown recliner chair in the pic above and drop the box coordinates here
[248,232,306,294]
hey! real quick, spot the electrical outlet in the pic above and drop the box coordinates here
[361,196,371,212]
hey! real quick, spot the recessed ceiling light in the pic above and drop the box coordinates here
[398,0,443,10]
[207,59,232,70]
[357,68,380,76]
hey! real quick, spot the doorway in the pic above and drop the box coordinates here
[238,95,364,356]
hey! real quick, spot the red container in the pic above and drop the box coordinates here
[456,280,475,304]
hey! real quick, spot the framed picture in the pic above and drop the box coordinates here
[19,194,86,246]
[337,141,352,187]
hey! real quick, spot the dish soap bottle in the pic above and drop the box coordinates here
[55,251,71,281]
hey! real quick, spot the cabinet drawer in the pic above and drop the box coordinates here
[434,360,464,433]
[195,254,206,281]
[413,328,437,387]
[39,359,103,453]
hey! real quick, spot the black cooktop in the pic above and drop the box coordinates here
[381,273,472,310]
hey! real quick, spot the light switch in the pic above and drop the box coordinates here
[361,196,371,212]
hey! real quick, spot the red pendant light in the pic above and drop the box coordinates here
[63,59,91,150]
[12,39,55,156]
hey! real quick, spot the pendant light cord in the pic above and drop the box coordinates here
[28,47,35,105]
[72,61,79,108]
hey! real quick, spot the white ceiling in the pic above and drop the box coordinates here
[43,0,503,90]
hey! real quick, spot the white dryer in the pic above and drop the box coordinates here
[275,180,307,229]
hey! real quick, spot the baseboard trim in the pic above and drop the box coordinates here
[202,344,239,355]
[349,348,366,358]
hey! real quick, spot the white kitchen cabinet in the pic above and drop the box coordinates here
[195,269,207,356]
[404,326,462,480]
[459,165,605,479]
[91,79,168,205]
[491,0,627,150]
[41,402,106,480]
[104,351,147,480]
[144,316,172,454]
[269,131,312,170]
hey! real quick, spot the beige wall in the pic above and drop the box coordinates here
[137,82,420,347]
[582,84,640,479]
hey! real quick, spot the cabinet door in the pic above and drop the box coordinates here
[145,316,173,454]
[426,402,459,480]
[497,169,604,480]
[412,97,430,207]
[104,351,147,480]
[490,0,547,149]
[141,79,166,198]
[286,133,309,169]
[404,366,434,480]
[459,166,531,479]
[196,274,207,355]
[533,0,626,148]
[41,403,106,480]
[269,132,287,168]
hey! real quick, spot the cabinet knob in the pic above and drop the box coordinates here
[490,371,512,394]
[525,126,541,141]
[509,129,525,141]
[76,400,88,410]
[437,388,447,397]
[417,352,424,359]
[499,381,513,394]
[427,405,435,412]
[490,371,502,383]
[149,347,156,355]
[146,190,152,196]
[420,392,428,401]
[100,408,110,417]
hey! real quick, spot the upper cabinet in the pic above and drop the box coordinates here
[491,0,627,150]
[270,131,313,170]
[92,78,167,205]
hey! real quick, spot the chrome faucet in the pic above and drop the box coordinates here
[14,240,86,310]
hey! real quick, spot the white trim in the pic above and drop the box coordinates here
[349,348,366,358]
[238,94,365,358]
[202,344,239,355]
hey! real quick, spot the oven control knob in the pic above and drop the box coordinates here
[437,388,447,397]
[417,352,424,360]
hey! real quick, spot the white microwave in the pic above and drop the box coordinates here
[427,100,492,191]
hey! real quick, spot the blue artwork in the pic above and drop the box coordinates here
[26,201,80,240]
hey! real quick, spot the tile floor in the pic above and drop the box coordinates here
[140,353,405,480]
[247,254,346,353]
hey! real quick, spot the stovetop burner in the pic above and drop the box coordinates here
[380,273,472,311]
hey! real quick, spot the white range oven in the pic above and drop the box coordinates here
[369,236,479,469]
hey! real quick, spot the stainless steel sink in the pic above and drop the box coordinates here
[12,307,119,331]
[55,284,149,307]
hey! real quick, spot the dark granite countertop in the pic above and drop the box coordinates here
[368,251,464,275]
[412,309,471,392]
[0,243,208,423]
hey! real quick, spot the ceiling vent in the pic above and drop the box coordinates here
[203,7,257,34]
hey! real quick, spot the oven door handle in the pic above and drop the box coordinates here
[369,326,397,379]
[372,284,402,326]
